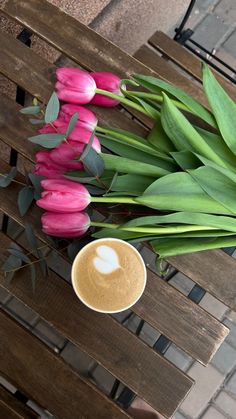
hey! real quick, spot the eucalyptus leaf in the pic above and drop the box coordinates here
[83,148,105,178]
[86,185,105,195]
[29,118,45,125]
[101,153,170,177]
[8,248,31,264]
[79,131,95,161]
[20,105,41,115]
[18,186,34,216]
[0,167,17,187]
[202,63,236,155]
[2,254,22,272]
[133,74,216,128]
[45,92,60,123]
[66,112,79,137]
[29,133,65,148]
[28,173,44,200]
[25,223,48,277]
[161,93,228,169]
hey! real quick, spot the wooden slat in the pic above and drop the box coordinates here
[168,251,236,309]
[0,311,130,419]
[0,385,38,419]
[0,29,148,137]
[149,31,236,102]
[0,233,193,418]
[134,45,208,107]
[0,150,229,364]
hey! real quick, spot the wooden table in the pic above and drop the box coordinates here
[0,1,234,418]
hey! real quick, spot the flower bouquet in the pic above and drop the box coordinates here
[11,63,236,262]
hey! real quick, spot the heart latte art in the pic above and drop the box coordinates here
[72,239,146,312]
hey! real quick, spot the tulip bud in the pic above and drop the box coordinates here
[37,179,91,213]
[56,68,96,104]
[50,141,84,170]
[90,72,122,107]
[41,211,90,238]
[35,151,67,178]
[59,104,98,131]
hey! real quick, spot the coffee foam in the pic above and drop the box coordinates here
[72,238,146,313]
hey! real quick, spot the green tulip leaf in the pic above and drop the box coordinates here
[202,63,236,155]
[132,73,216,128]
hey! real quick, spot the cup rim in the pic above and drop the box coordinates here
[71,237,147,314]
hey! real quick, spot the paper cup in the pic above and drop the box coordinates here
[71,238,147,314]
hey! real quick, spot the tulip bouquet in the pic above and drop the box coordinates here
[18,64,236,260]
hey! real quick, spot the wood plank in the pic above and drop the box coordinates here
[0,385,38,419]
[149,31,236,102]
[0,158,229,364]
[0,234,193,418]
[168,251,236,310]
[0,311,130,419]
[0,29,148,136]
[134,45,208,107]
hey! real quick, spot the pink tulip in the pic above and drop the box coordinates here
[59,104,98,131]
[41,211,90,238]
[39,124,100,151]
[35,151,67,178]
[56,68,96,104]
[37,179,91,213]
[90,72,122,107]
[50,141,84,170]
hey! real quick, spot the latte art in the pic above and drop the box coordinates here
[71,238,146,313]
[93,245,120,274]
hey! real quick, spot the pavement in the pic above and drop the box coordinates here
[1,1,236,418]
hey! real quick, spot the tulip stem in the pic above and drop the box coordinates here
[123,91,191,113]
[95,88,152,118]
[91,196,138,204]
[90,222,120,229]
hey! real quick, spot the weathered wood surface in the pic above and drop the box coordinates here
[149,31,236,101]
[0,232,193,418]
[0,310,131,419]
[0,385,39,419]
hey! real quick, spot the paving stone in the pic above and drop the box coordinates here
[139,246,158,273]
[168,272,195,296]
[214,0,236,24]
[139,322,161,347]
[173,412,187,419]
[5,297,38,326]
[227,310,236,323]
[223,30,236,58]
[112,308,132,323]
[180,363,224,418]
[225,371,236,397]
[27,400,54,418]
[223,319,236,349]
[211,342,236,374]
[92,365,116,394]
[196,0,219,10]
[215,390,236,417]
[199,293,227,320]
[215,47,236,81]
[164,344,192,372]
[0,287,10,305]
[192,14,230,52]
[61,341,94,375]
[201,406,226,419]
[92,0,187,54]
[33,319,67,350]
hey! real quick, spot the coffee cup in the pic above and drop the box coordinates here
[71,238,147,313]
